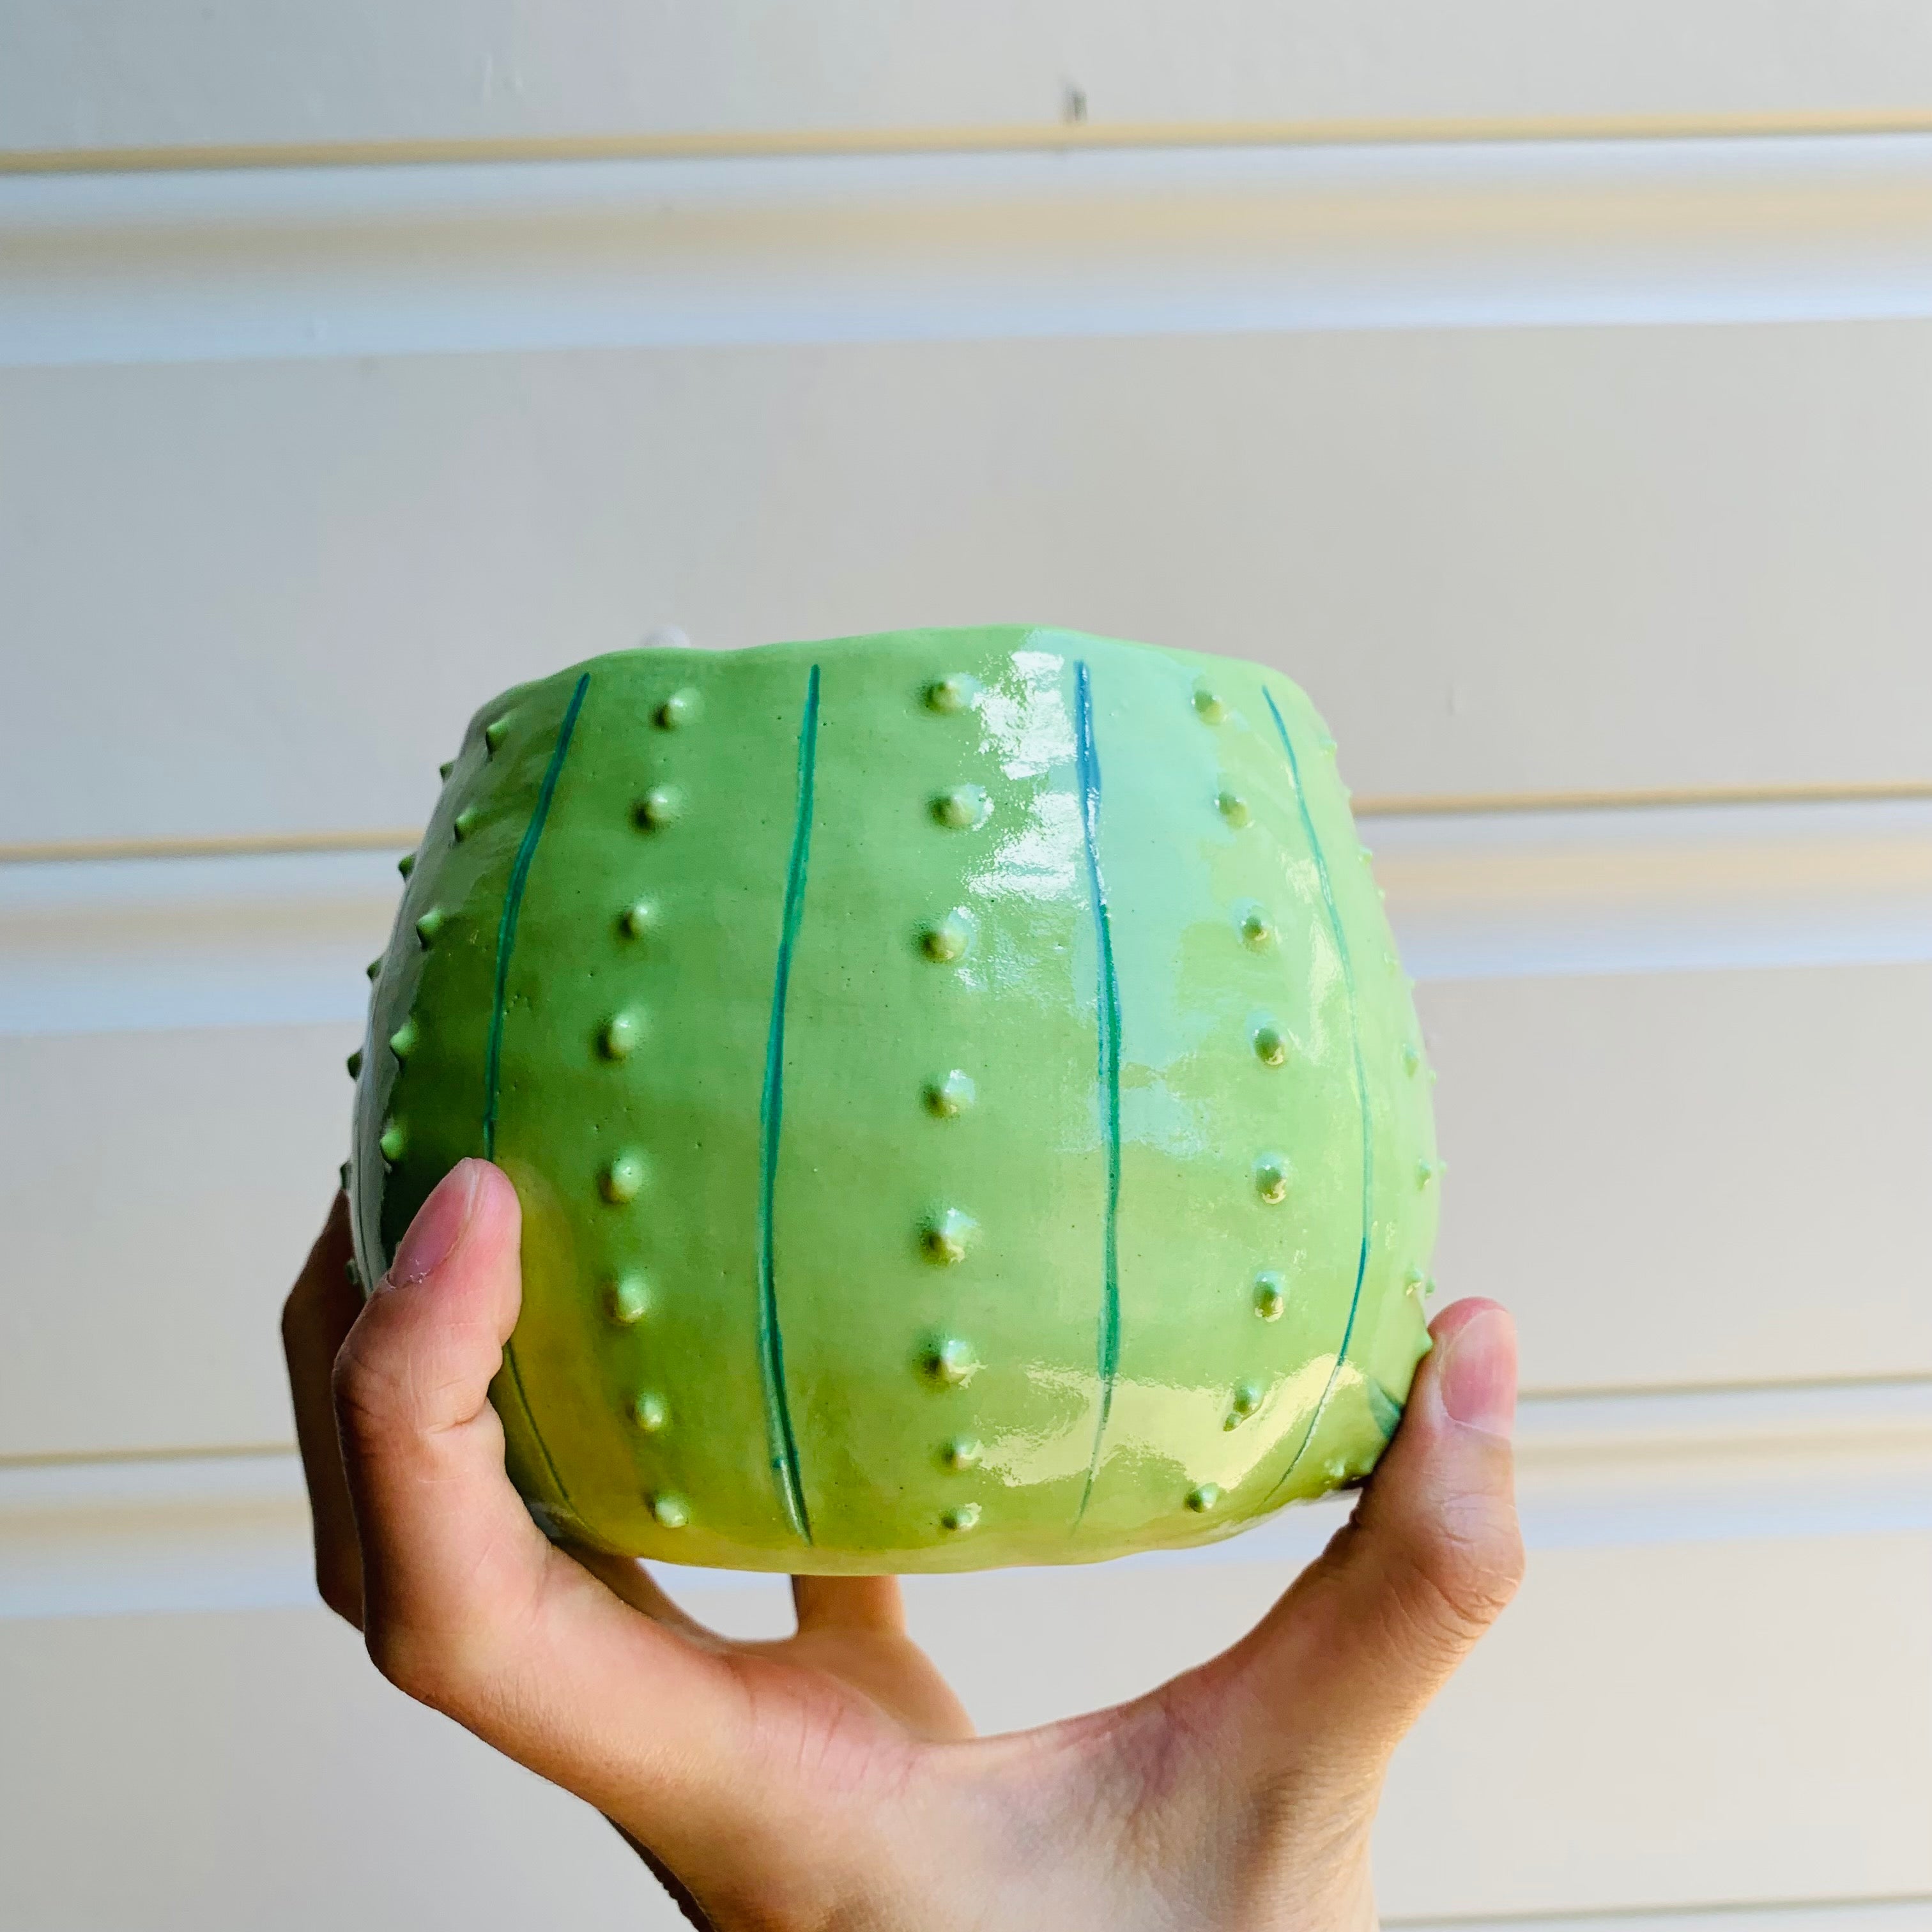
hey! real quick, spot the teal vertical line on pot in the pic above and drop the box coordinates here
[483,669,591,1511]
[757,664,822,1544]
[1264,685,1372,1493]
[484,673,591,1161]
[1072,660,1123,1527]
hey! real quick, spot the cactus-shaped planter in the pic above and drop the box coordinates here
[349,627,1438,1573]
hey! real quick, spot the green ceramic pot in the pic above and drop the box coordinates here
[348,627,1438,1573]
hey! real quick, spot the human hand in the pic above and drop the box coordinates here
[283,1159,1521,1932]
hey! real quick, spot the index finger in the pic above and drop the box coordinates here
[280,1190,366,1627]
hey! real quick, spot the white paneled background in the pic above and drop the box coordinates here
[6,6,1932,1927]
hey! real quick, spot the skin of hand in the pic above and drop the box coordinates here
[283,1160,1522,1932]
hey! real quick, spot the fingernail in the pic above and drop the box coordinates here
[1439,1308,1517,1438]
[387,1161,481,1287]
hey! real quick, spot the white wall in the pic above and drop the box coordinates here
[6,8,1932,1927]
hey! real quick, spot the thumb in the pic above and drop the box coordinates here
[330,1160,763,1848]
[1218,1298,1525,1771]
[331,1158,558,1683]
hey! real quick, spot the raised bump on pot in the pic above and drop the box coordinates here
[345,1049,362,1080]
[379,1120,406,1162]
[1193,684,1228,723]
[600,1151,647,1204]
[1186,1483,1222,1512]
[1216,790,1252,827]
[396,852,415,878]
[599,1010,643,1059]
[631,1392,669,1434]
[1236,904,1275,950]
[605,1273,650,1325]
[452,806,480,841]
[656,687,703,729]
[940,1503,981,1533]
[924,673,981,714]
[414,907,445,946]
[635,785,684,829]
[651,1494,689,1529]
[618,898,656,940]
[1252,1024,1287,1068]
[924,1070,976,1117]
[1254,1155,1292,1205]
[484,716,511,754]
[940,1436,982,1471]
[919,908,975,963]
[388,1016,418,1061]
[923,1337,979,1386]
[1253,1272,1287,1321]
[921,1208,977,1265]
[1227,1382,1262,1427]
[932,784,991,830]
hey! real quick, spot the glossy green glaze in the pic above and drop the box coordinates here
[348,628,1438,1572]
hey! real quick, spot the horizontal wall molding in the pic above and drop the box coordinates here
[0,1450,314,1620]
[4,797,1927,1036]
[12,132,1932,367]
[11,0,1932,165]
[1373,797,1932,981]
[1390,1899,1932,1932]
[0,849,405,1035]
[0,828,423,868]
[1361,783,1932,819]
[8,1379,1930,1618]
[20,109,1932,178]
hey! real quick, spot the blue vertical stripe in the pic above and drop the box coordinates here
[482,670,590,1517]
[1265,686,1372,1494]
[1073,661,1123,1528]
[484,672,590,1161]
[756,665,821,1544]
